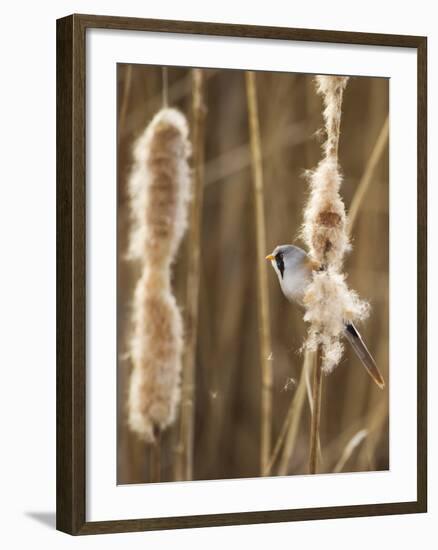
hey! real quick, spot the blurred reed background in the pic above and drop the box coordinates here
[117,64,389,484]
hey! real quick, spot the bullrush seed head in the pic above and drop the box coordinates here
[127,108,191,441]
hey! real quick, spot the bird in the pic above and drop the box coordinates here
[265,244,385,389]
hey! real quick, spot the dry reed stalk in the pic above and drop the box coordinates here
[303,352,323,464]
[118,64,133,147]
[268,106,322,467]
[348,116,389,233]
[317,396,385,470]
[246,71,273,476]
[308,347,323,474]
[162,67,169,108]
[127,108,191,443]
[149,431,162,482]
[175,69,206,481]
[274,349,313,476]
[333,429,368,473]
[357,388,388,469]
[266,402,295,475]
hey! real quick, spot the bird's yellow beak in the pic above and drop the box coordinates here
[265,254,275,261]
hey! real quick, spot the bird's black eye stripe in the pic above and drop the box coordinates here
[275,253,284,279]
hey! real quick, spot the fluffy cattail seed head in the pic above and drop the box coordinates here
[301,159,350,270]
[127,108,191,442]
[301,76,369,372]
[128,108,191,265]
[128,270,184,441]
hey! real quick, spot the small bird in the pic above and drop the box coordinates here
[266,244,385,389]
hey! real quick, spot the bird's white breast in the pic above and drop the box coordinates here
[280,265,311,305]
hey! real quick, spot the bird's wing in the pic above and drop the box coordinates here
[344,322,385,389]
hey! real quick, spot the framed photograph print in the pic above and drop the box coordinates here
[56,14,427,535]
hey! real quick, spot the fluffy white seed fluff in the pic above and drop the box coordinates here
[128,109,191,263]
[127,108,191,442]
[301,76,370,372]
[301,159,350,270]
[303,269,370,371]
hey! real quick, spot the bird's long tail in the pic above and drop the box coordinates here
[344,322,385,389]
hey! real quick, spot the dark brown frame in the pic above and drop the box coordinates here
[57,13,427,536]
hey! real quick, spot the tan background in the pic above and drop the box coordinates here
[117,65,389,484]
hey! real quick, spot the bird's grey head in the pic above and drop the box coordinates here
[266,244,311,304]
[266,245,307,279]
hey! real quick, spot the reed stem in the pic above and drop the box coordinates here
[162,67,169,108]
[275,350,313,476]
[348,116,389,233]
[308,346,323,474]
[245,71,273,476]
[118,65,132,147]
[149,430,162,482]
[333,429,368,473]
[175,68,206,481]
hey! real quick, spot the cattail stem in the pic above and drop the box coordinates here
[347,116,389,234]
[175,69,206,481]
[149,430,162,482]
[245,71,273,476]
[118,64,132,146]
[276,350,313,476]
[162,67,169,108]
[308,346,323,474]
[333,429,368,473]
[267,403,295,475]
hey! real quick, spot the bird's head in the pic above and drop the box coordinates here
[265,244,308,280]
[265,244,319,304]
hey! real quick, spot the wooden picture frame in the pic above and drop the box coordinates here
[56,13,427,535]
